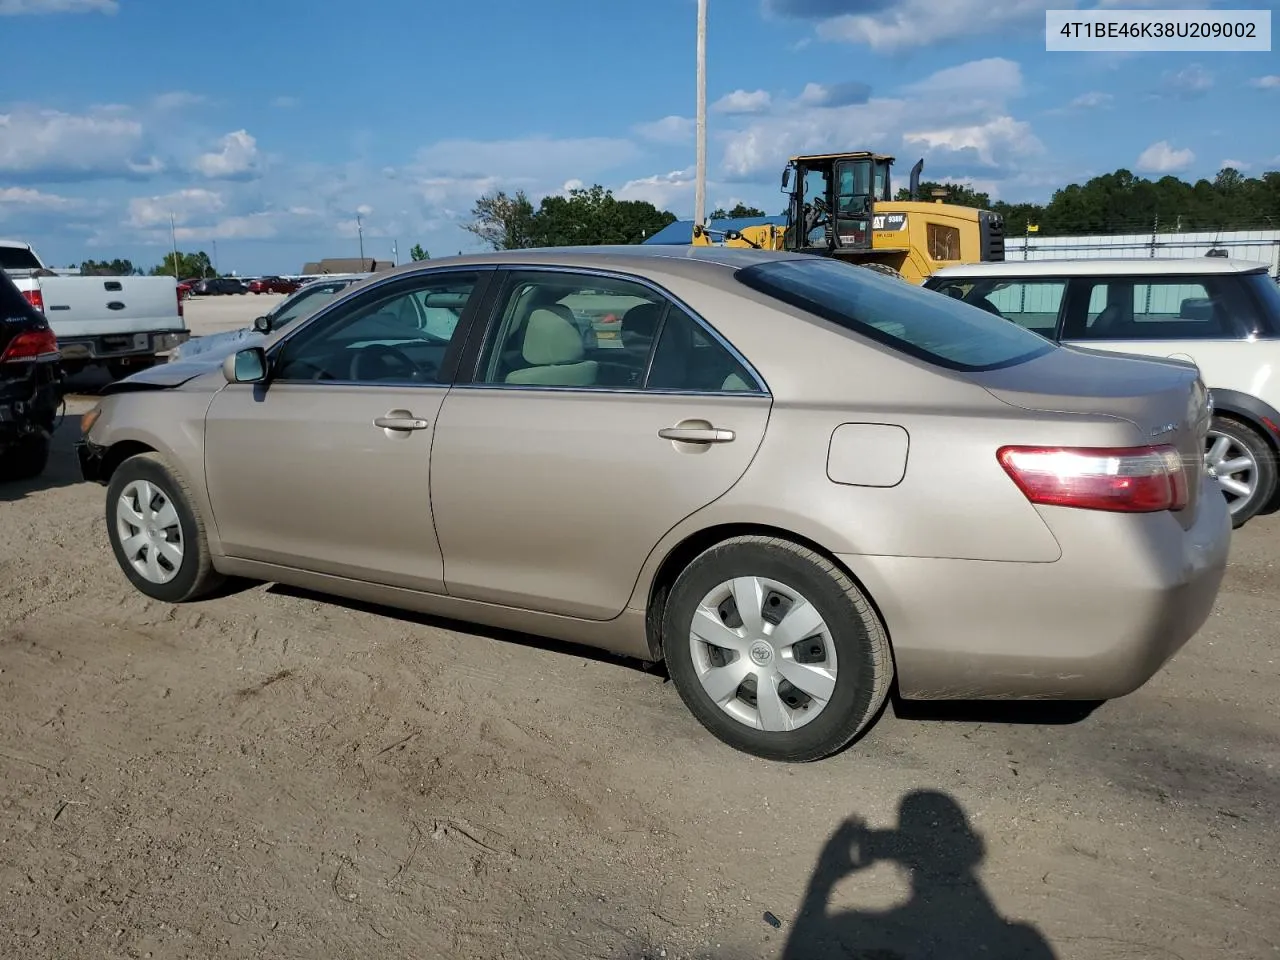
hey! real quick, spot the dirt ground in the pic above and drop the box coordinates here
[1,296,1278,959]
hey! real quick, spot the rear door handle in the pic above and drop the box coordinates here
[658,424,736,444]
[373,414,430,431]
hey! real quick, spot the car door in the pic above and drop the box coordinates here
[203,267,492,592]
[429,267,772,621]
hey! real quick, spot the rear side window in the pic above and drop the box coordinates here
[736,258,1054,372]
[0,246,42,272]
[0,271,39,322]
[1063,273,1268,341]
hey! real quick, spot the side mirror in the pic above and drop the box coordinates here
[223,346,267,384]
[781,166,791,192]
[253,315,272,333]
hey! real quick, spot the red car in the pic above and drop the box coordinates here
[249,276,300,295]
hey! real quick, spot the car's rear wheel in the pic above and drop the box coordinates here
[0,435,50,482]
[662,535,893,762]
[105,452,224,602]
[1205,416,1276,528]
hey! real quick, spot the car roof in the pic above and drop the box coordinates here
[355,244,807,287]
[929,257,1270,278]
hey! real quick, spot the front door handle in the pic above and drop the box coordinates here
[373,412,430,432]
[658,422,736,444]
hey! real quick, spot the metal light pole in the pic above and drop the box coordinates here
[357,212,365,263]
[169,212,180,280]
[694,0,708,228]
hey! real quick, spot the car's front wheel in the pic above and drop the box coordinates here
[662,535,893,762]
[1205,416,1277,528]
[105,452,224,602]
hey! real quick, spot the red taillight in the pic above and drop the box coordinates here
[998,444,1189,513]
[22,289,44,312]
[0,328,59,362]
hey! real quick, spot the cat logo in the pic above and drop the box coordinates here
[873,213,908,232]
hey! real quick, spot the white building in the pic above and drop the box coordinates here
[1006,229,1280,278]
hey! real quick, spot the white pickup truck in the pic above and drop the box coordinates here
[1,238,189,378]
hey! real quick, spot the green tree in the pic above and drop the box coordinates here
[463,189,537,250]
[527,184,676,246]
[710,203,766,219]
[409,243,430,261]
[80,258,139,276]
[150,251,215,278]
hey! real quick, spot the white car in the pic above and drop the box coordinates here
[926,257,1280,527]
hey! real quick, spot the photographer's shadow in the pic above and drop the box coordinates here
[782,790,1057,960]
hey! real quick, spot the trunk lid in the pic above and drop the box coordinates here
[30,275,186,339]
[968,343,1211,528]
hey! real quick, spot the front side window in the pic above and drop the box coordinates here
[929,278,1065,338]
[1066,274,1262,341]
[273,272,479,384]
[739,258,1054,371]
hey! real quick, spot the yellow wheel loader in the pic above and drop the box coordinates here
[692,152,1005,283]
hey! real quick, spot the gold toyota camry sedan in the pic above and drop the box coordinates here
[78,246,1230,761]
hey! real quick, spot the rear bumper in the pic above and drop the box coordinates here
[843,476,1231,701]
[58,330,189,363]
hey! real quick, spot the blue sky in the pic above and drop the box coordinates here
[1,0,1277,275]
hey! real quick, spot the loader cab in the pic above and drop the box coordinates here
[782,152,894,254]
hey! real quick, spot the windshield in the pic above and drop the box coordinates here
[735,258,1055,372]
[0,246,43,272]
[268,283,348,330]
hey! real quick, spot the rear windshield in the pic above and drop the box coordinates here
[0,270,39,322]
[735,258,1054,372]
[0,246,42,272]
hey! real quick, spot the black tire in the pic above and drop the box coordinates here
[0,435,50,482]
[1207,415,1277,529]
[105,452,224,602]
[858,262,905,281]
[662,535,893,762]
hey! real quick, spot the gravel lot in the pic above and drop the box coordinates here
[2,294,1278,959]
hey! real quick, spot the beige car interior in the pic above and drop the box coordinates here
[505,308,599,386]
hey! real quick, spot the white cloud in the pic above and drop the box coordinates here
[0,0,115,13]
[152,91,206,112]
[127,188,225,228]
[720,56,1029,181]
[903,58,1023,98]
[768,0,1225,49]
[1250,75,1280,90]
[796,81,872,108]
[1220,159,1249,171]
[615,168,697,214]
[905,116,1043,167]
[633,115,694,144]
[1159,63,1213,99]
[192,130,261,179]
[271,95,300,109]
[0,186,78,210]
[0,107,162,180]
[1067,91,1113,109]
[1135,140,1194,174]
[713,89,772,114]
[812,0,1050,51]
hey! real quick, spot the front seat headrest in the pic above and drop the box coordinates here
[521,308,585,365]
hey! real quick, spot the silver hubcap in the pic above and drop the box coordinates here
[116,479,184,584]
[689,577,838,732]
[1204,431,1257,513]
